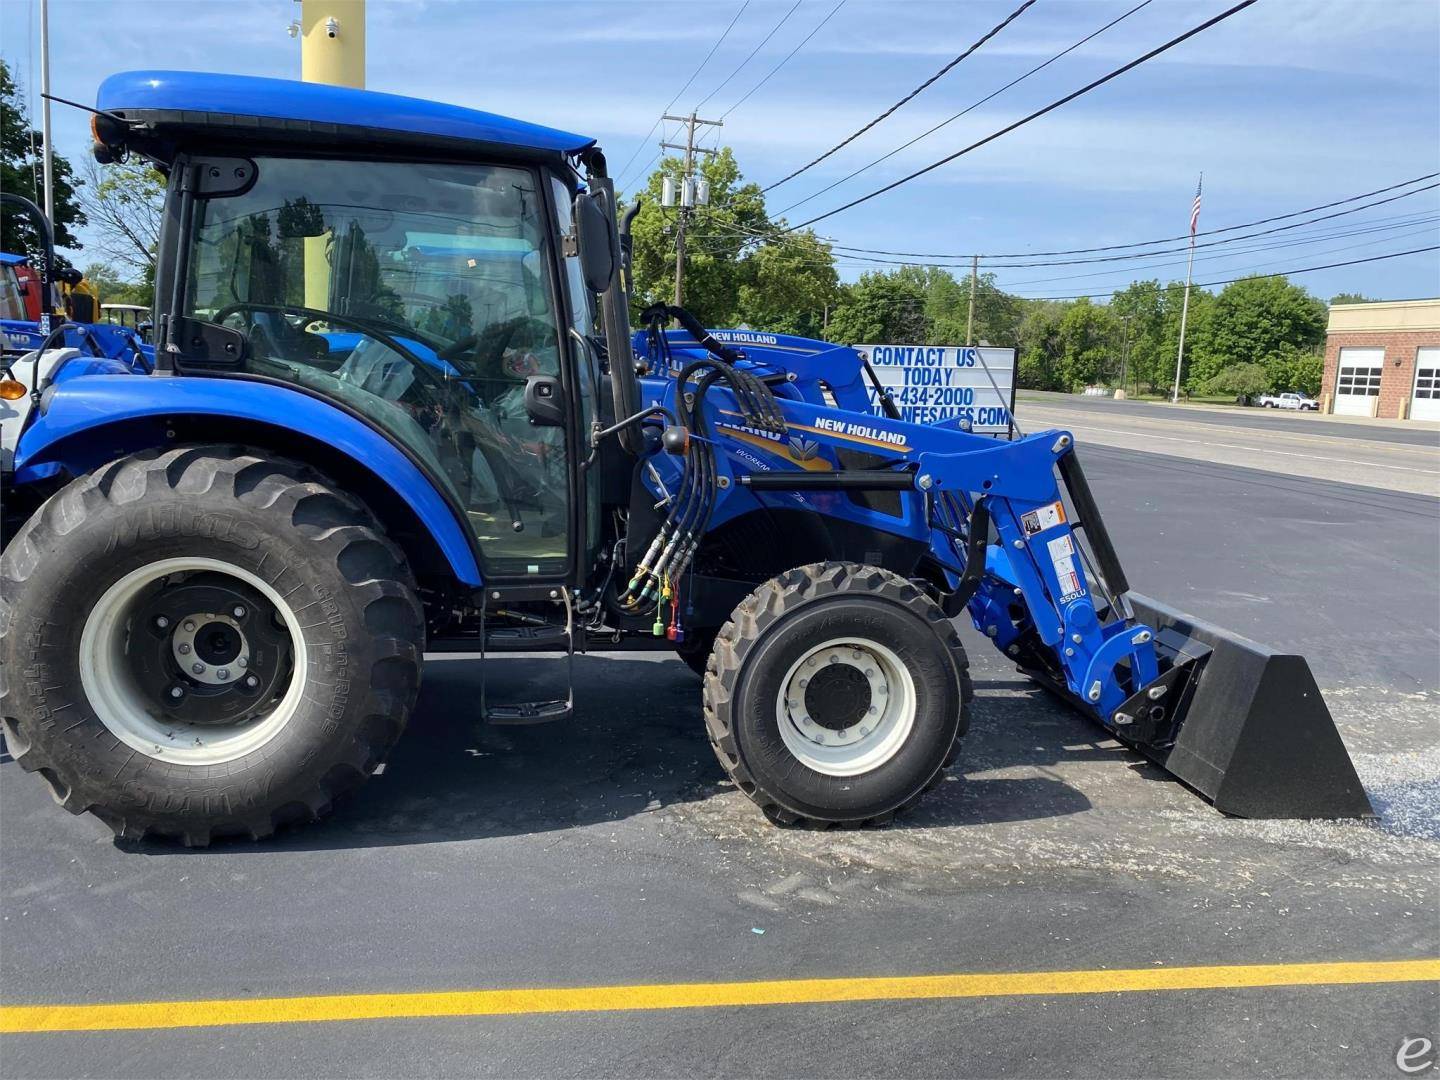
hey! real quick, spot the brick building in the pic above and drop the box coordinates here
[1322,298,1440,421]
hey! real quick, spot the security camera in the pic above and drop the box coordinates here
[324,16,339,38]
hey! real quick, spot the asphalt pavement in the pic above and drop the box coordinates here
[1019,392,1440,496]
[1,396,1436,1078]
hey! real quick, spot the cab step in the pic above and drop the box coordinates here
[485,699,573,725]
[480,588,574,725]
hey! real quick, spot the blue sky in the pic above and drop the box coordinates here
[3,0,1438,301]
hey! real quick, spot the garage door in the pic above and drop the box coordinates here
[1334,348,1384,416]
[1412,347,1440,422]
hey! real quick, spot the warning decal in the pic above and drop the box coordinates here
[1021,501,1067,536]
[1046,533,1085,601]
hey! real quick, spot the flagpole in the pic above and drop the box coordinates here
[1171,240,1194,404]
[1171,174,1201,404]
[39,0,55,223]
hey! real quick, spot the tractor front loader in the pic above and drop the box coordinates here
[0,71,1370,846]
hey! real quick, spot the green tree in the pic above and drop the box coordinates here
[733,230,839,337]
[826,270,927,344]
[1056,297,1119,390]
[82,262,152,307]
[0,59,85,261]
[626,148,769,325]
[924,269,1021,348]
[1265,342,1324,396]
[1201,361,1270,399]
[1016,300,1068,391]
[1189,275,1324,390]
[1329,292,1377,306]
[1110,280,1168,393]
[78,158,164,282]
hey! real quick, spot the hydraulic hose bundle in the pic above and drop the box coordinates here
[618,306,786,636]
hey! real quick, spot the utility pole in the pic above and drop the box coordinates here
[295,1,366,311]
[965,255,979,346]
[1117,314,1133,399]
[38,0,54,223]
[661,112,721,309]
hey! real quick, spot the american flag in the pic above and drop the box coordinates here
[1189,177,1203,236]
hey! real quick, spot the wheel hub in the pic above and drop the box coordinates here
[803,661,873,731]
[122,571,293,731]
[776,638,916,777]
[172,613,250,685]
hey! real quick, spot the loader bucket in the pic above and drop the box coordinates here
[1120,593,1373,819]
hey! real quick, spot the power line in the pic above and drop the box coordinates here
[694,0,804,113]
[762,0,1038,192]
[698,180,1440,267]
[720,0,847,120]
[994,220,1440,289]
[966,182,1440,268]
[874,245,1440,304]
[816,171,1440,259]
[613,2,751,188]
[687,214,1440,282]
[774,0,1155,217]
[689,207,1440,269]
[787,0,1262,230]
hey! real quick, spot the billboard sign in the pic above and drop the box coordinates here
[855,344,1016,435]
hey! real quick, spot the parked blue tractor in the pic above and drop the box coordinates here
[0,72,1371,845]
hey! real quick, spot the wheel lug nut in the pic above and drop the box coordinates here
[155,615,170,629]
[178,643,191,655]
[245,675,260,688]
[868,706,878,715]
[183,621,196,633]
[191,663,205,675]
[237,657,248,668]
[169,686,184,699]
[865,669,875,677]
[232,606,246,619]
[798,679,808,688]
[218,669,230,681]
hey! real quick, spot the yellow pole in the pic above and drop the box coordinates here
[300,0,365,310]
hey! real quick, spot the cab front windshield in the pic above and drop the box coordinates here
[184,156,571,576]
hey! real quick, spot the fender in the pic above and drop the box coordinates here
[14,374,483,585]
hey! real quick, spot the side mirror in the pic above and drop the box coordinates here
[573,192,617,295]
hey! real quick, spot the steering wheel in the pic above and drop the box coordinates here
[211,301,534,530]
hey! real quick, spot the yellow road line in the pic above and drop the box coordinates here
[3,959,1436,1034]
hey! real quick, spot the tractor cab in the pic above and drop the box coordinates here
[90,70,616,592]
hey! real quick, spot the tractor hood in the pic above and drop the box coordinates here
[97,70,597,160]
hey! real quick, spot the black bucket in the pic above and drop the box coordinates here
[1120,593,1374,819]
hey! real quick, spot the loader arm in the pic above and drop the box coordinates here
[645,375,1372,820]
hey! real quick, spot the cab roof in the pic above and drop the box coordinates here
[97,70,596,158]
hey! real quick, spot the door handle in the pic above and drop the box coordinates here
[523,374,565,427]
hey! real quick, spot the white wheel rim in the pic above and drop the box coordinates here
[79,557,308,766]
[774,636,917,777]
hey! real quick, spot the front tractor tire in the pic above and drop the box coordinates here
[0,446,425,846]
[704,562,971,828]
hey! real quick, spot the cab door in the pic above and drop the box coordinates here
[177,154,579,581]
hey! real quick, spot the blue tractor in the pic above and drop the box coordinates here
[0,71,1371,845]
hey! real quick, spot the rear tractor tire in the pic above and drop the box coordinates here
[703,562,971,828]
[0,446,425,846]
